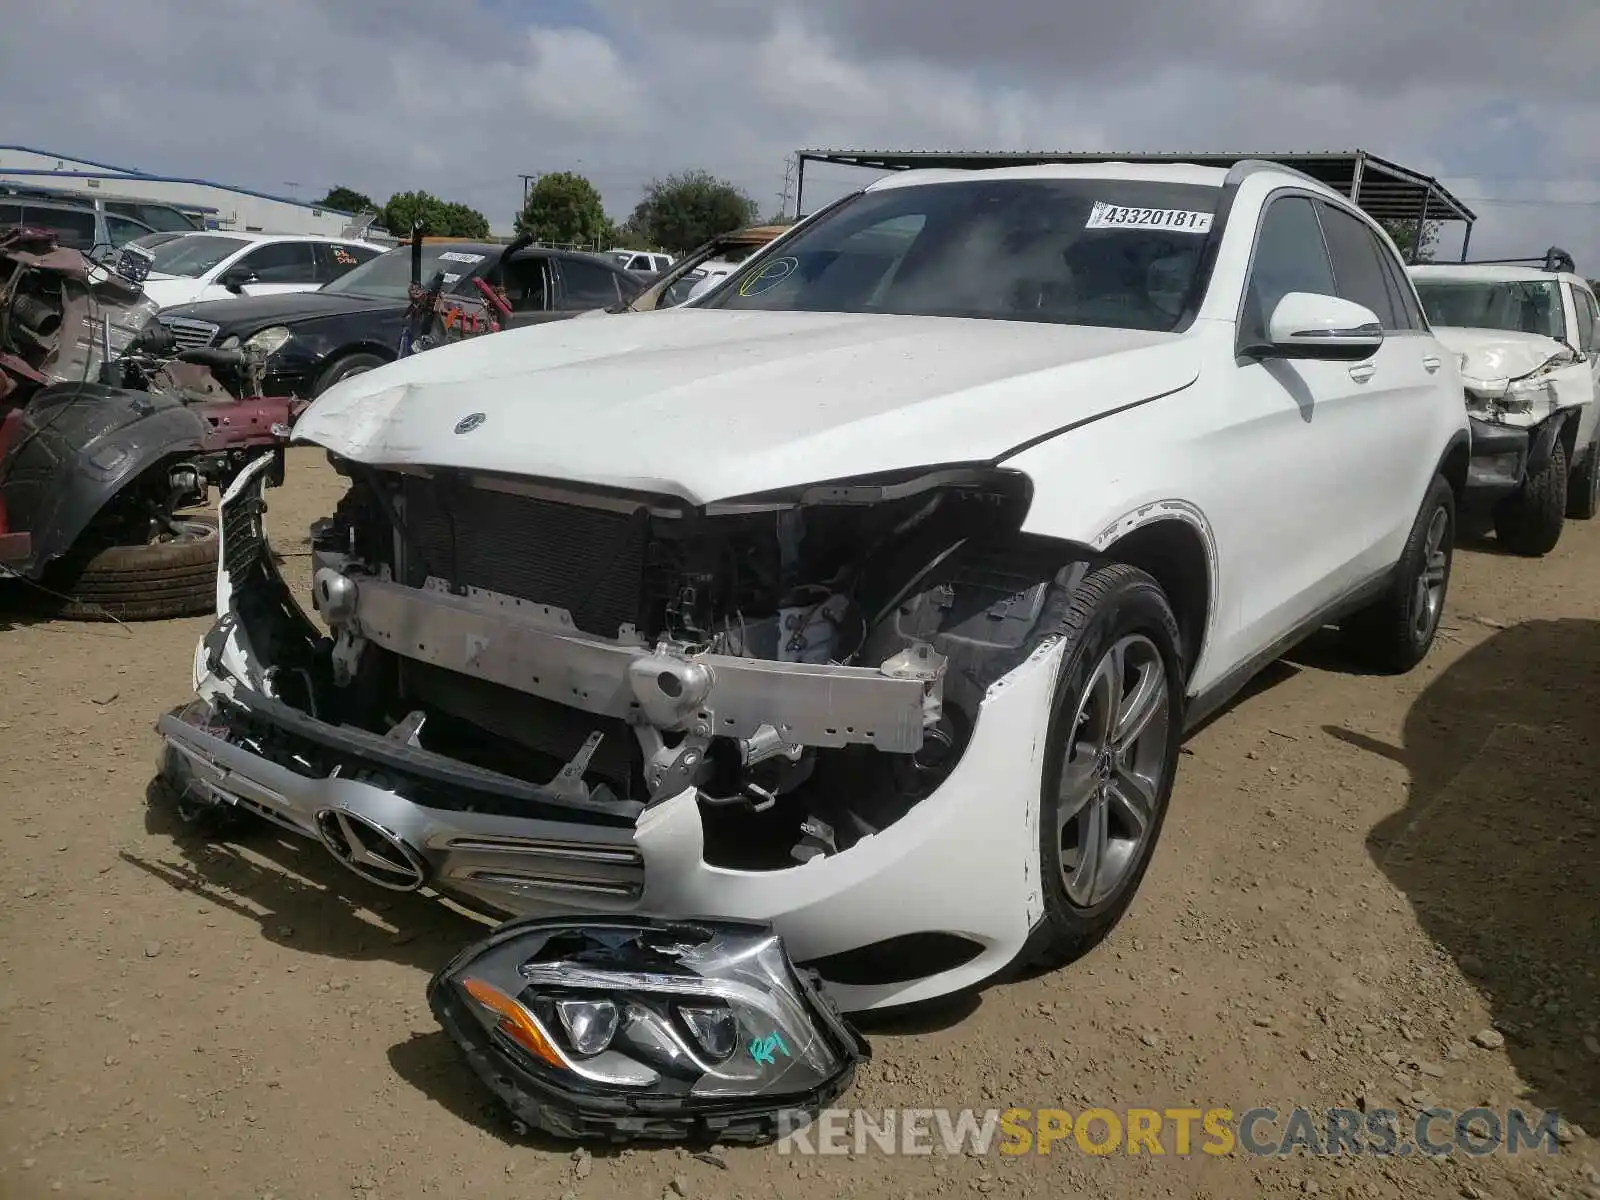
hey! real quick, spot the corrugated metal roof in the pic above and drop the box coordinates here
[796,147,1475,224]
[0,148,355,217]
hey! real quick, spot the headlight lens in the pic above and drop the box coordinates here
[428,917,868,1142]
[243,325,292,357]
[218,334,240,350]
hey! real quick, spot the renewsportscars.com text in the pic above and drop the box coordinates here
[775,1106,1566,1158]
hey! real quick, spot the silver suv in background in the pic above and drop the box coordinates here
[0,193,157,250]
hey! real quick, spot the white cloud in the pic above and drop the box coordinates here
[0,0,1595,265]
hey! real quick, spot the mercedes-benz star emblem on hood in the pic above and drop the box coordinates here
[454,412,487,435]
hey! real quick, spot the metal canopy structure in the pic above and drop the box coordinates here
[794,148,1478,259]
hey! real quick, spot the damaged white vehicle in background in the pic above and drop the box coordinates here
[156,160,1472,1028]
[1411,253,1600,556]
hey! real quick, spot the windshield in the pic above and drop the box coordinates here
[700,179,1221,331]
[1413,279,1565,340]
[320,244,489,299]
[149,234,250,277]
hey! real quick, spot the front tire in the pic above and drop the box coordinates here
[1021,563,1185,972]
[42,515,219,622]
[311,351,387,398]
[1495,438,1567,555]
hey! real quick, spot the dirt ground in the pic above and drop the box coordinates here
[1,447,1597,1200]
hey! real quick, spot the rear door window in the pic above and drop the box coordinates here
[235,240,320,284]
[104,214,151,247]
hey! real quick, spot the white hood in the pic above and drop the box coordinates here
[1431,326,1571,391]
[293,309,1199,504]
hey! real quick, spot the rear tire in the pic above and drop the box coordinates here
[1019,562,1185,973]
[1495,438,1567,556]
[1566,431,1600,520]
[43,516,218,621]
[1340,474,1454,673]
[311,352,387,397]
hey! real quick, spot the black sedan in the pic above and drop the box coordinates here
[155,241,647,398]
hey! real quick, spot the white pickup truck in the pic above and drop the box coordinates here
[1411,256,1600,555]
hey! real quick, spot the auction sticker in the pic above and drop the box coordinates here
[438,251,486,264]
[1085,202,1213,233]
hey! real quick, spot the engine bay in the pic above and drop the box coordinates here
[224,455,1081,872]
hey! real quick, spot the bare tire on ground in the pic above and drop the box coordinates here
[1567,433,1600,520]
[1018,562,1185,973]
[1495,438,1567,556]
[42,515,218,621]
[1340,473,1455,674]
[311,352,387,397]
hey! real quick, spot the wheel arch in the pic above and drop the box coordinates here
[1006,501,1217,690]
[311,343,396,396]
[0,384,210,579]
[1093,504,1216,690]
[1437,428,1471,503]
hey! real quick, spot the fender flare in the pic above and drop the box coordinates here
[0,382,209,578]
[1526,408,1577,478]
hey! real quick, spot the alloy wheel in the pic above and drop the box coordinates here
[1056,634,1171,909]
[1411,506,1450,643]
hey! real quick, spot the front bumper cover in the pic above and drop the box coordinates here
[157,452,1062,1011]
[427,916,868,1144]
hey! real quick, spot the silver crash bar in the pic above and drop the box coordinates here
[322,573,944,753]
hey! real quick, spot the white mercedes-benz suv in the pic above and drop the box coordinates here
[158,160,1470,1014]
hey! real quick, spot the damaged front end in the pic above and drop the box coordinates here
[428,917,867,1143]
[1448,332,1585,500]
[158,446,1072,1009]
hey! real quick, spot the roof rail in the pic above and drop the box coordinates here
[1455,246,1576,274]
[1222,158,1327,191]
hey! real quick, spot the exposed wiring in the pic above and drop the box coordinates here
[0,559,131,630]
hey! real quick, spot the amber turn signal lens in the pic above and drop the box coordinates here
[461,977,565,1068]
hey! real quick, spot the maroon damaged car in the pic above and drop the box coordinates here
[0,227,302,620]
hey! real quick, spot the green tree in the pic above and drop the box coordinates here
[314,185,375,213]
[627,170,758,254]
[439,201,491,239]
[515,172,614,247]
[1380,218,1442,264]
[381,190,491,239]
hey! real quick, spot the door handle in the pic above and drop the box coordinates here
[1349,362,1377,383]
[1422,355,1442,373]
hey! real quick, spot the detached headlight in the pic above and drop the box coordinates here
[243,325,293,357]
[428,917,868,1143]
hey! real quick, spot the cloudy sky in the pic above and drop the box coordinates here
[3,0,1598,265]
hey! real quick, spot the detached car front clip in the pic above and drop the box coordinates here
[427,917,868,1145]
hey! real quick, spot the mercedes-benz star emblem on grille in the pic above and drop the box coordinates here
[313,808,429,891]
[453,412,487,435]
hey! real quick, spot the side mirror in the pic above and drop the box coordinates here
[220,267,256,294]
[1255,292,1384,361]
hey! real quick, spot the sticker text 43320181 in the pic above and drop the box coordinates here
[1085,202,1213,234]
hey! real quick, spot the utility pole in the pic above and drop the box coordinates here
[518,173,540,206]
[778,155,797,221]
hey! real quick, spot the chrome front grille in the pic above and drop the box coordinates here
[160,315,220,351]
